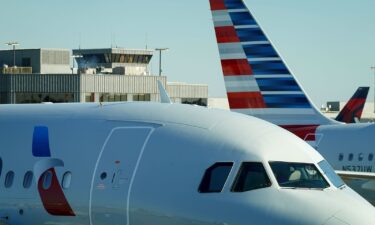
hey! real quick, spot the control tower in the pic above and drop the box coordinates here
[72,48,153,75]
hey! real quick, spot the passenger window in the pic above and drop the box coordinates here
[42,171,53,190]
[232,162,271,192]
[62,172,72,189]
[4,171,15,188]
[23,171,33,189]
[358,153,364,161]
[348,153,354,161]
[369,154,374,161]
[338,154,344,161]
[198,162,233,193]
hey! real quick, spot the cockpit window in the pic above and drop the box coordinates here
[318,160,345,188]
[270,162,329,189]
[231,162,271,192]
[198,162,233,193]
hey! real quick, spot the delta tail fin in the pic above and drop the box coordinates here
[209,0,336,127]
[335,87,369,123]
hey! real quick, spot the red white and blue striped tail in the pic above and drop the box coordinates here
[336,87,369,123]
[209,0,336,129]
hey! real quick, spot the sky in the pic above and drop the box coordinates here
[1,0,375,107]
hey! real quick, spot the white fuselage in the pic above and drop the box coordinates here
[0,103,374,225]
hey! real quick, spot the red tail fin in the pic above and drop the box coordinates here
[336,87,369,123]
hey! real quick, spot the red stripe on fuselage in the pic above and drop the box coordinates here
[209,0,226,10]
[215,26,240,43]
[221,59,253,76]
[38,169,75,216]
[281,125,319,141]
[227,92,266,108]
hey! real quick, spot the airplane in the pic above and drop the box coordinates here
[1,102,375,225]
[335,86,370,123]
[208,0,375,204]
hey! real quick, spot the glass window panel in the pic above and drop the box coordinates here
[104,54,111,63]
[318,160,345,188]
[232,162,271,192]
[62,172,72,189]
[4,171,15,188]
[42,170,53,190]
[339,153,344,161]
[199,162,233,193]
[270,162,329,189]
[349,154,354,161]
[114,54,120,63]
[359,153,364,161]
[23,171,33,189]
[120,55,125,63]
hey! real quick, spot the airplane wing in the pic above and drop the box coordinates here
[336,170,375,180]
[337,170,375,191]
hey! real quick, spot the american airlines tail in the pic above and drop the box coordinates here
[209,0,337,130]
[335,86,369,123]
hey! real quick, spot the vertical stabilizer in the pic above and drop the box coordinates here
[336,87,369,123]
[209,0,335,127]
[157,80,172,104]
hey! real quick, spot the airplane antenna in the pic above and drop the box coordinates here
[157,80,171,104]
[114,33,117,48]
[79,33,81,49]
[145,33,148,50]
[110,33,113,48]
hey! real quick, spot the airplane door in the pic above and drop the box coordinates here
[90,127,154,225]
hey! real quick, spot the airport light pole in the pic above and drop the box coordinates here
[5,42,19,103]
[5,42,19,67]
[371,66,375,113]
[155,48,169,76]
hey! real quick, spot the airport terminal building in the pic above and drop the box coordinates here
[0,48,208,105]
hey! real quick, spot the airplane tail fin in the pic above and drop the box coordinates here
[209,0,335,126]
[335,87,369,123]
[157,80,172,104]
